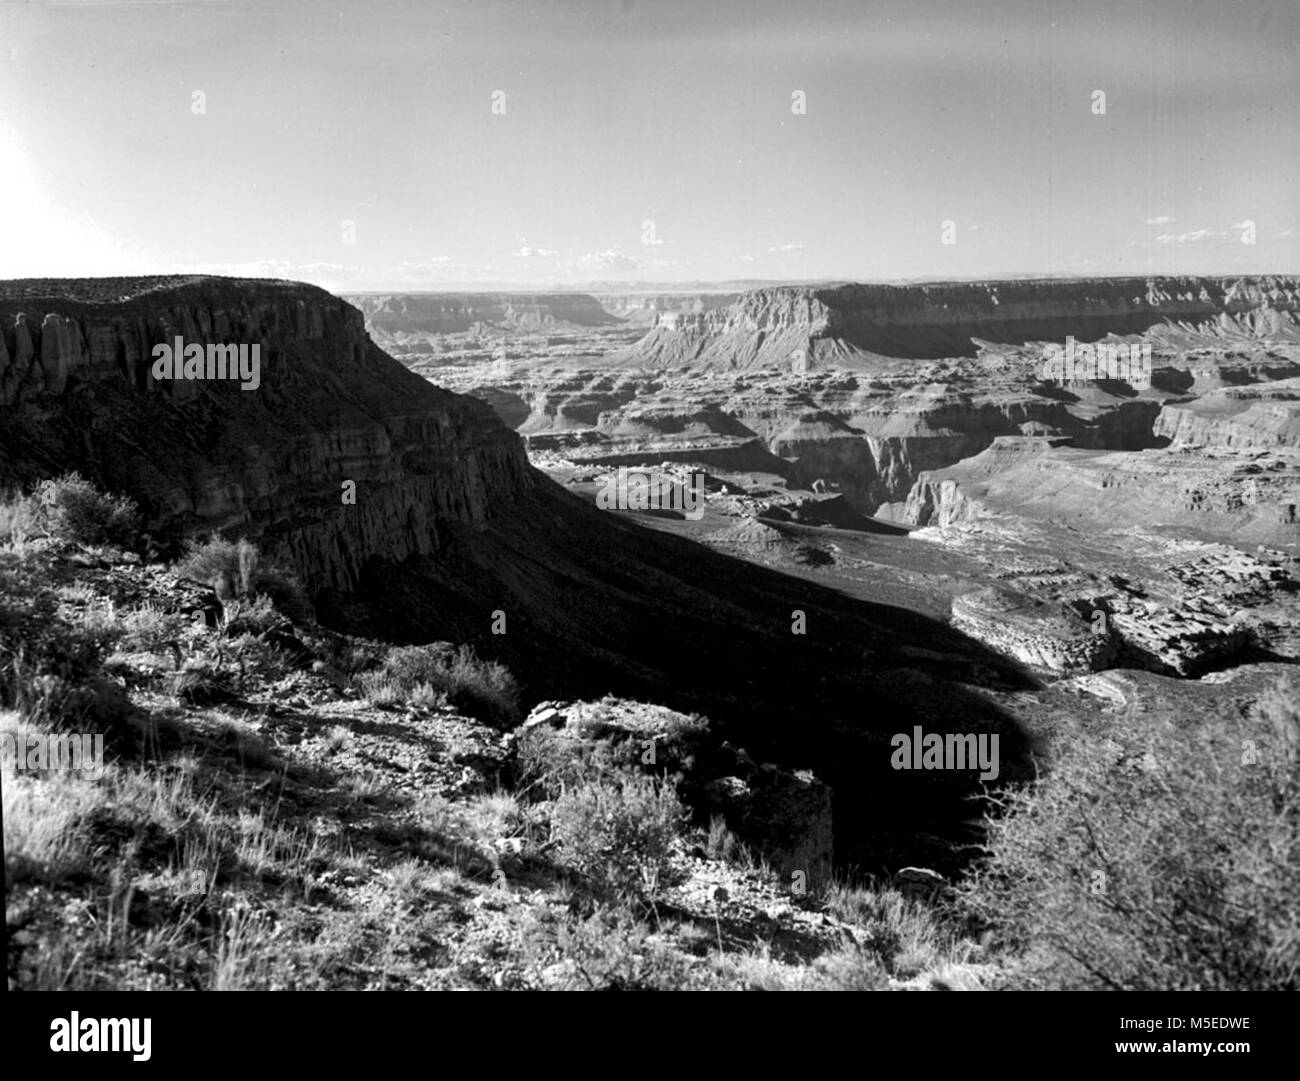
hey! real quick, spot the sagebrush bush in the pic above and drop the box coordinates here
[960,675,1300,990]
[523,906,699,990]
[0,550,114,715]
[359,643,519,725]
[26,474,140,549]
[0,491,41,545]
[516,701,707,800]
[176,537,313,625]
[550,772,684,900]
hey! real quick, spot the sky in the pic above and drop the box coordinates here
[0,0,1296,291]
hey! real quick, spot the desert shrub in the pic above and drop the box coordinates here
[0,490,41,545]
[823,882,958,978]
[704,815,740,862]
[356,672,403,708]
[960,676,1300,990]
[361,643,519,725]
[550,772,684,900]
[167,662,233,707]
[13,672,132,734]
[378,642,455,685]
[516,701,708,800]
[176,537,313,625]
[407,683,448,711]
[0,551,115,714]
[2,715,100,885]
[220,595,285,640]
[522,906,699,990]
[805,945,892,990]
[27,474,140,549]
[178,537,257,597]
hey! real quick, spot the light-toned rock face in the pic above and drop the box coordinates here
[628,276,1300,371]
[950,587,1118,674]
[0,277,535,592]
[1153,378,1300,449]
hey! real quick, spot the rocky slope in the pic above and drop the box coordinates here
[629,276,1300,371]
[3,542,988,991]
[0,277,536,592]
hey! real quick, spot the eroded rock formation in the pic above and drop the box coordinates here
[0,276,535,591]
[629,276,1300,371]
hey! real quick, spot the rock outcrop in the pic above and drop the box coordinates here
[950,586,1118,674]
[0,276,535,591]
[516,698,834,884]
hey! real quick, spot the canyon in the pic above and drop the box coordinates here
[4,274,1298,878]
[350,276,1300,688]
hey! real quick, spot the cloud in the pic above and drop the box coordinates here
[737,253,757,263]
[767,243,804,253]
[1145,215,1176,225]
[390,257,462,280]
[1274,228,1297,239]
[571,250,639,272]
[515,246,558,258]
[1155,229,1224,245]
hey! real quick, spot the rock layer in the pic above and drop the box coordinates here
[0,276,535,591]
[629,277,1300,370]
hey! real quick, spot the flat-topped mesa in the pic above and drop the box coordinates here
[0,276,535,591]
[347,292,625,336]
[629,276,1300,371]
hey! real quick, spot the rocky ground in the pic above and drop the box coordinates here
[4,538,994,991]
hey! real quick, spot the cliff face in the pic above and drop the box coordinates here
[1153,379,1300,449]
[348,292,624,337]
[593,292,741,327]
[630,276,1300,370]
[0,277,535,591]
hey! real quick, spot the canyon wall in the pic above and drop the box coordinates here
[1153,379,1300,449]
[630,276,1300,370]
[0,277,535,591]
[349,292,624,337]
[594,291,741,327]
